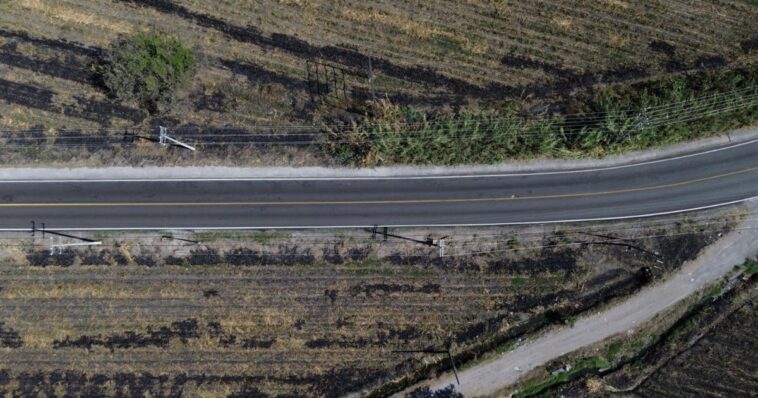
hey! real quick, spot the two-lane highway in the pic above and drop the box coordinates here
[1,138,757,230]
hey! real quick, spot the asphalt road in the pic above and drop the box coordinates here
[1,139,757,230]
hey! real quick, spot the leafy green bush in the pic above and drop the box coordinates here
[100,32,196,113]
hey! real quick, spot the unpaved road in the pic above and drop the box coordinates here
[416,198,758,397]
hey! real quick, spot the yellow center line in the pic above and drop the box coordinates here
[1,165,757,208]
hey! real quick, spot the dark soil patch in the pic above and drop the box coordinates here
[0,322,22,348]
[741,37,758,53]
[324,289,338,304]
[649,40,677,57]
[53,319,201,350]
[0,49,95,85]
[241,338,276,349]
[0,85,142,126]
[310,367,389,397]
[224,246,315,266]
[487,248,578,275]
[602,65,649,81]
[322,246,344,264]
[188,248,222,265]
[348,247,371,261]
[694,54,727,69]
[164,255,186,266]
[133,254,157,267]
[348,282,440,297]
[384,253,479,271]
[501,52,573,77]
[305,336,372,349]
[0,370,317,398]
[408,384,463,398]
[192,90,232,113]
[207,321,237,347]
[0,29,101,58]
[227,386,269,398]
[655,232,715,266]
[62,95,146,124]
[219,59,307,90]
[664,59,688,73]
[26,249,77,267]
[0,78,55,110]
[377,325,423,344]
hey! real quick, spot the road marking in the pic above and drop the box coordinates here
[1,164,757,208]
[0,196,755,232]
[0,137,756,182]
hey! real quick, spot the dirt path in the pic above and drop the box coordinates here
[417,198,758,397]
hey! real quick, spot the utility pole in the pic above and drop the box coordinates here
[159,126,196,151]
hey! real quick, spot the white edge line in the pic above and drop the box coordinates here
[0,138,757,183]
[0,196,754,232]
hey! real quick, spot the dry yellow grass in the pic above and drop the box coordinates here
[1,281,196,299]
[17,0,135,35]
[341,7,443,40]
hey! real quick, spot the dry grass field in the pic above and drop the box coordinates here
[0,0,755,132]
[0,213,738,397]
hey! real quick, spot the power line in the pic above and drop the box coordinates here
[0,85,754,136]
[0,98,753,149]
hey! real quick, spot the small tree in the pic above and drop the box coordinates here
[100,32,195,113]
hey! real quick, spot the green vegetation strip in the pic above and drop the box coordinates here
[327,67,758,165]
[742,259,758,275]
[514,357,610,398]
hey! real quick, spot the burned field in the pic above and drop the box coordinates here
[545,265,756,398]
[636,296,757,397]
[0,212,738,397]
[0,0,756,165]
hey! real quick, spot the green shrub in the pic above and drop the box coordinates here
[100,32,196,113]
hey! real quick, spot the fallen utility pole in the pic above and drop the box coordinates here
[159,126,196,151]
[49,240,102,255]
[31,221,102,254]
[161,235,200,245]
[367,226,448,257]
